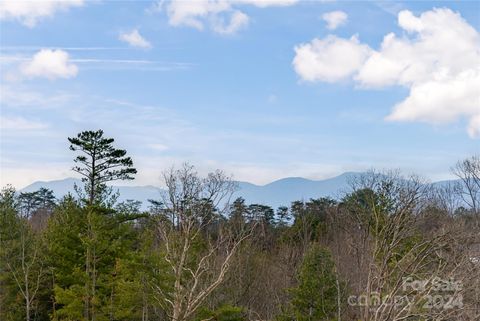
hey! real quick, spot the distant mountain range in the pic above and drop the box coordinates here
[20,173,456,210]
[234,173,356,208]
[21,178,163,210]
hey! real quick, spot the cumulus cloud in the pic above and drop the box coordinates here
[164,0,297,34]
[119,29,152,48]
[322,10,348,30]
[293,35,371,82]
[0,0,84,27]
[20,49,78,80]
[293,8,480,138]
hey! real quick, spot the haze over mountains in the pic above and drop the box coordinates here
[21,172,455,210]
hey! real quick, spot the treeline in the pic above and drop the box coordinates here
[1,130,479,321]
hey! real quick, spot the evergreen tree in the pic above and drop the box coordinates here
[247,204,275,225]
[46,196,138,321]
[279,245,339,321]
[36,188,56,210]
[18,188,56,231]
[18,191,41,218]
[0,186,21,320]
[68,129,137,205]
[111,219,170,321]
[229,198,248,234]
[276,206,291,227]
[288,198,336,248]
[43,130,140,321]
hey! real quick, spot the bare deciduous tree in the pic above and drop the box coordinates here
[153,164,254,321]
[453,155,480,214]
[5,217,45,321]
[343,171,464,321]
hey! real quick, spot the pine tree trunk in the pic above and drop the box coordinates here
[85,210,92,321]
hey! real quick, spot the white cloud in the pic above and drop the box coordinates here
[164,0,297,34]
[0,116,48,130]
[166,0,229,30]
[385,70,479,124]
[211,10,249,34]
[322,10,347,30]
[20,49,78,80]
[293,8,480,138]
[119,29,152,48]
[293,35,371,82]
[0,0,84,27]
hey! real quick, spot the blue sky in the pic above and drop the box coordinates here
[1,0,479,188]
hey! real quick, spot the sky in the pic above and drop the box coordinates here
[0,0,479,189]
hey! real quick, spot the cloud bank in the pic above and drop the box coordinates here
[293,8,480,138]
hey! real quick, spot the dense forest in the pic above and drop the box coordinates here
[1,130,479,321]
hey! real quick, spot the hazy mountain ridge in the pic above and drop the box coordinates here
[20,173,457,210]
[233,172,360,208]
[21,178,162,209]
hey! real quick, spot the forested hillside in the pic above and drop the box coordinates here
[1,130,479,321]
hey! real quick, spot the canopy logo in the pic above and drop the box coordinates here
[348,277,464,310]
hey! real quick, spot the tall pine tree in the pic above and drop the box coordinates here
[68,129,137,205]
